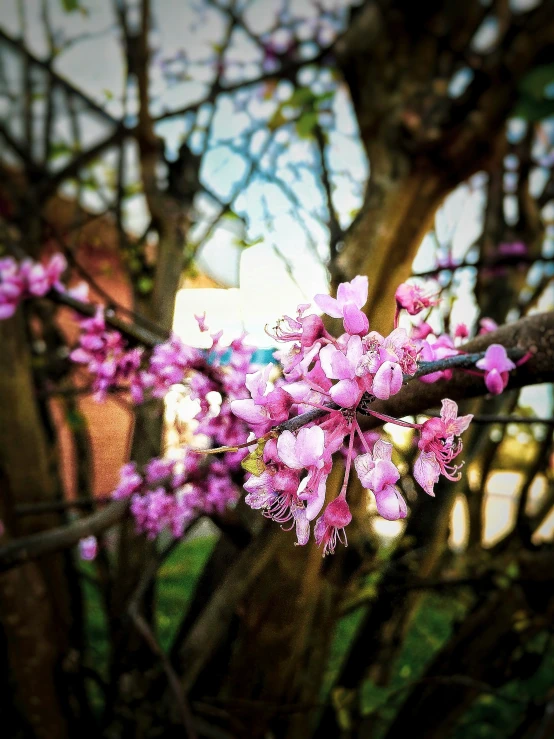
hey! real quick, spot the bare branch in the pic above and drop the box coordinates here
[0,500,129,574]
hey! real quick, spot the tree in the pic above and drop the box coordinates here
[1,1,554,737]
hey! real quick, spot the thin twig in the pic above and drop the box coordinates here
[15,496,113,515]
[127,537,198,737]
[130,611,198,738]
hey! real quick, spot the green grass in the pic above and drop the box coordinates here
[81,541,554,736]
[155,535,217,651]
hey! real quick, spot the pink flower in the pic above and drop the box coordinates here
[411,322,434,340]
[146,335,200,396]
[112,462,143,499]
[45,253,67,289]
[297,467,330,521]
[418,336,458,384]
[479,317,498,335]
[413,451,441,497]
[476,344,515,395]
[277,426,325,470]
[268,303,327,348]
[79,536,98,561]
[314,276,369,336]
[354,440,407,520]
[145,457,176,484]
[395,283,438,316]
[497,241,527,257]
[355,328,416,399]
[20,260,51,297]
[66,281,90,301]
[356,329,417,400]
[21,254,67,297]
[319,335,365,407]
[414,399,472,496]
[292,507,310,546]
[454,323,469,340]
[0,295,17,319]
[195,312,208,332]
[382,328,419,376]
[0,257,24,317]
[244,470,278,510]
[314,497,352,555]
[231,365,292,427]
[372,361,403,400]
[374,485,408,521]
[131,488,175,539]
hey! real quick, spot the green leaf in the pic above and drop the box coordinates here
[137,276,154,295]
[67,409,86,431]
[514,63,554,121]
[296,111,318,139]
[287,86,317,108]
[49,141,73,160]
[241,439,267,476]
[233,235,263,249]
[519,64,554,101]
[268,110,287,131]
[512,97,554,122]
[315,90,334,106]
[60,0,79,11]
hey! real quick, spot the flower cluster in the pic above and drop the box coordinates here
[231,277,482,554]
[70,309,146,400]
[0,253,67,319]
[70,308,205,402]
[112,450,243,541]
[104,327,256,539]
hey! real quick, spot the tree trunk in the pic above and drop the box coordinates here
[0,314,90,738]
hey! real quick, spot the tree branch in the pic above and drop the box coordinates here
[0,500,129,574]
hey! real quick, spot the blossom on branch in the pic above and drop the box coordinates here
[476,344,515,395]
[414,399,473,496]
[0,254,521,555]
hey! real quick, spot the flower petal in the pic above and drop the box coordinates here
[414,451,440,496]
[294,508,310,546]
[305,474,328,521]
[372,439,393,462]
[330,379,361,408]
[277,430,303,469]
[296,426,325,468]
[354,453,375,488]
[374,484,407,520]
[372,361,403,400]
[371,459,400,492]
[342,303,369,335]
[231,399,268,425]
[313,293,342,318]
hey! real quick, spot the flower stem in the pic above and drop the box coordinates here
[354,418,373,454]
[340,421,356,498]
[364,409,420,429]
